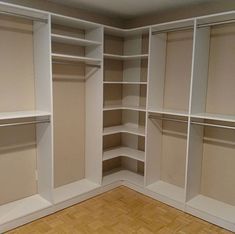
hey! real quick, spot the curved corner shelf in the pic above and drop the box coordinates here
[104,53,148,60]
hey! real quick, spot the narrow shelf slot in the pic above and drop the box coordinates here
[103,147,145,162]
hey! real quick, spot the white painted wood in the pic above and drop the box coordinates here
[85,26,104,184]
[104,53,148,60]
[0,111,50,120]
[102,170,144,186]
[103,81,147,84]
[147,181,185,203]
[103,124,145,137]
[0,195,51,226]
[103,147,145,162]
[187,195,235,229]
[52,53,101,65]
[34,18,54,202]
[103,104,146,112]
[191,113,235,123]
[148,108,189,117]
[53,179,100,204]
[51,34,101,46]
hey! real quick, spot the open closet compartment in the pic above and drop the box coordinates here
[103,27,149,111]
[190,13,235,122]
[186,118,235,231]
[0,4,53,228]
[102,109,145,186]
[51,15,103,204]
[145,113,188,209]
[148,20,194,117]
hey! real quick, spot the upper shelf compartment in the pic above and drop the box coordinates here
[190,13,235,122]
[148,19,195,117]
[51,14,103,67]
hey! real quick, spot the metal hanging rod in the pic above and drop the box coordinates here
[0,10,48,23]
[52,61,101,68]
[152,26,193,35]
[191,121,235,130]
[0,119,50,128]
[152,18,235,35]
[148,115,188,124]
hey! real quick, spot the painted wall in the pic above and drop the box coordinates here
[1,0,123,27]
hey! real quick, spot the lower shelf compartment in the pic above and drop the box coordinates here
[147,181,185,203]
[53,179,100,204]
[187,195,235,225]
[0,195,51,225]
[102,170,144,187]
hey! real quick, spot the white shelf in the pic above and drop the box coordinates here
[51,33,101,46]
[148,108,189,117]
[103,170,144,187]
[147,181,185,203]
[103,81,147,85]
[187,195,235,224]
[104,53,148,60]
[0,195,51,225]
[103,147,145,162]
[103,104,146,112]
[0,110,51,120]
[53,179,100,204]
[52,53,101,66]
[103,124,145,136]
[191,112,235,123]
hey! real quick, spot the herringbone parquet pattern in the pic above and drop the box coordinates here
[7,186,233,234]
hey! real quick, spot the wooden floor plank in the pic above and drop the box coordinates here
[6,186,233,233]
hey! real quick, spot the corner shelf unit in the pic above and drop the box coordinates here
[1,2,235,233]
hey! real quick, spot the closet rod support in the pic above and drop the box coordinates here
[191,121,235,130]
[0,119,50,128]
[148,115,188,123]
[0,10,48,23]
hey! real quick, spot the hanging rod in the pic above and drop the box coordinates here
[191,121,235,130]
[152,25,193,35]
[0,10,48,23]
[52,61,101,68]
[198,18,235,28]
[148,114,188,123]
[0,119,50,128]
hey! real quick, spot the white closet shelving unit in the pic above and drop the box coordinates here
[102,27,150,187]
[0,3,53,231]
[50,14,103,205]
[0,2,235,232]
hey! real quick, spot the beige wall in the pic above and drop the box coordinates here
[1,0,123,27]
[125,1,235,28]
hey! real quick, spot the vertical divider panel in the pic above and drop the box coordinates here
[185,20,210,202]
[85,26,103,184]
[33,15,53,202]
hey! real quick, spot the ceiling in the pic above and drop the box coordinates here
[48,0,219,19]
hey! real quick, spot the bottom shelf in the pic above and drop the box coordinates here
[0,195,51,225]
[187,195,235,224]
[53,179,100,204]
[147,181,185,203]
[103,170,144,187]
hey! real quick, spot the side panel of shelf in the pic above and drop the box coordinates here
[33,16,53,202]
[85,26,103,184]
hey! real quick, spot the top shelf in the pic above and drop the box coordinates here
[104,53,148,60]
[51,34,101,47]
[191,112,235,123]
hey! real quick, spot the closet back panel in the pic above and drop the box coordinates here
[0,16,35,112]
[53,64,85,188]
[0,123,37,205]
[206,24,235,116]
[104,35,123,54]
[163,30,193,111]
[104,59,123,81]
[52,24,85,38]
[161,121,187,188]
[201,126,235,206]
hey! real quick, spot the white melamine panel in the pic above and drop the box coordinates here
[0,111,50,121]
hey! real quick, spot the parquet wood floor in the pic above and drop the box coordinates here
[6,186,234,234]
